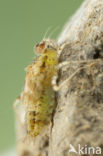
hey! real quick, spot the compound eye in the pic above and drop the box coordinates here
[35,42,45,54]
[39,42,45,50]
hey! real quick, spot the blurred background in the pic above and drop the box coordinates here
[0,0,83,153]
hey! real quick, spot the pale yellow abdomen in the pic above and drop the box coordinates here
[23,49,58,137]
